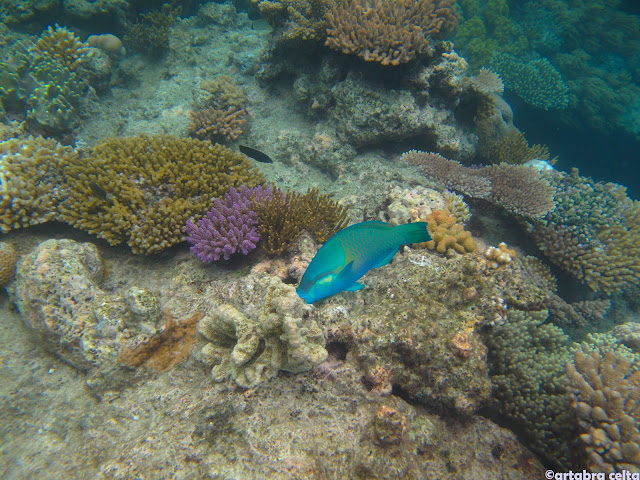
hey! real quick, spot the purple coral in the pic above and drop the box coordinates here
[185,186,272,262]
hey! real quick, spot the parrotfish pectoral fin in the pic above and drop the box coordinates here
[344,282,365,291]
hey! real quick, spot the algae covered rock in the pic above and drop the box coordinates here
[196,274,328,388]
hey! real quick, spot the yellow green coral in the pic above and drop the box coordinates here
[0,135,73,233]
[32,25,92,71]
[59,135,265,254]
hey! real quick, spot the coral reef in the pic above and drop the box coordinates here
[404,150,556,218]
[484,130,553,165]
[530,169,640,294]
[32,25,92,71]
[187,105,246,143]
[421,209,475,254]
[0,241,17,287]
[0,136,72,232]
[58,135,265,254]
[567,349,640,473]
[464,67,504,94]
[489,53,569,110]
[611,323,640,354]
[196,274,327,388]
[485,309,575,468]
[185,185,273,262]
[483,242,515,268]
[254,187,348,255]
[325,0,459,66]
[119,309,204,372]
[124,6,178,56]
[7,239,109,369]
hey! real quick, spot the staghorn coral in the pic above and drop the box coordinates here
[0,241,17,286]
[32,25,92,71]
[185,185,274,263]
[119,309,204,372]
[59,135,265,254]
[187,105,246,143]
[567,349,640,473]
[420,209,474,254]
[404,150,556,218]
[254,187,348,255]
[196,275,327,388]
[0,135,73,233]
[325,0,459,66]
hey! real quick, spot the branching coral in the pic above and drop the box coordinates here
[187,105,246,143]
[567,349,640,473]
[530,169,640,294]
[0,135,73,232]
[420,209,474,254]
[325,0,459,66]
[489,53,569,110]
[185,186,274,262]
[254,187,348,255]
[485,131,553,165]
[32,25,92,71]
[59,135,265,254]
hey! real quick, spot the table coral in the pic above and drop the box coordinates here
[0,135,73,233]
[196,274,328,388]
[59,134,265,254]
[325,0,459,66]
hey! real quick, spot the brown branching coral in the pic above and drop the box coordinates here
[119,309,204,372]
[59,134,264,254]
[567,349,640,473]
[254,187,348,254]
[325,0,459,66]
[188,105,246,143]
[32,25,92,71]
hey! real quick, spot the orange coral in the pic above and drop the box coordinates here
[326,0,459,66]
[188,105,246,143]
[118,309,204,372]
[451,331,472,358]
[420,209,474,254]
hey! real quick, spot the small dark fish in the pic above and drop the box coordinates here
[89,182,109,200]
[239,145,273,164]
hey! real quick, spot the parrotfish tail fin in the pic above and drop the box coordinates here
[393,222,431,245]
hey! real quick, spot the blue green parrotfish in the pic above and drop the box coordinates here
[296,221,431,304]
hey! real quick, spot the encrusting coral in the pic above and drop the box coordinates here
[119,309,204,372]
[59,134,265,254]
[325,0,460,66]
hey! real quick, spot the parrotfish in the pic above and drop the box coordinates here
[296,221,431,304]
